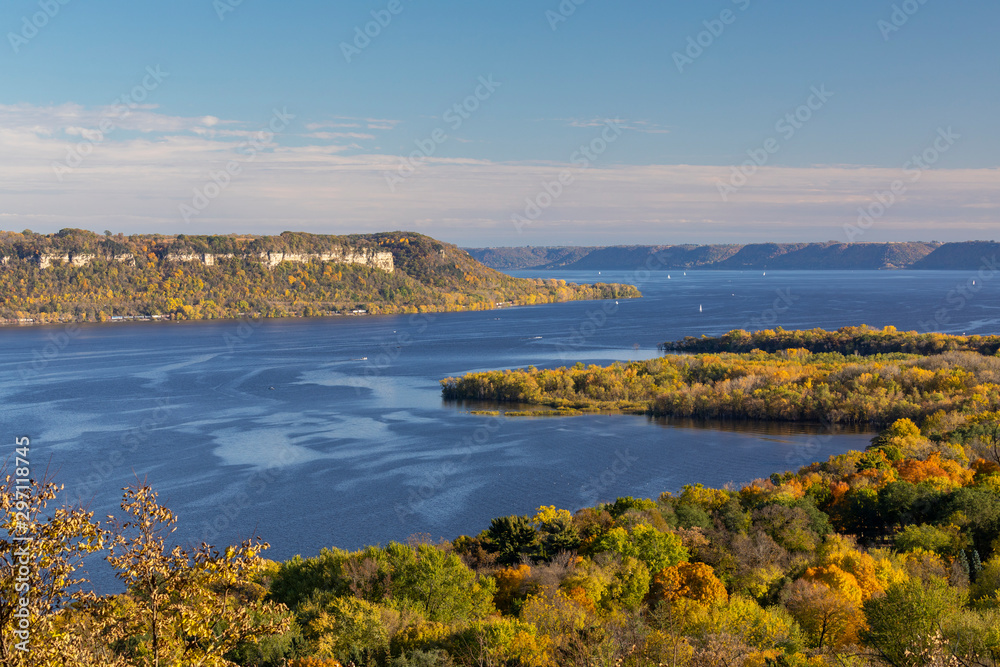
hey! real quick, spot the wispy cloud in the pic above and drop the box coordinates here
[306,122,360,130]
[0,104,996,245]
[307,116,401,132]
[557,117,672,134]
[0,103,243,140]
[304,131,377,140]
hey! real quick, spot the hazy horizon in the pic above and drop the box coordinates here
[2,1,996,246]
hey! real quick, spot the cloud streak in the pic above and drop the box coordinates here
[0,105,996,245]
[555,117,672,135]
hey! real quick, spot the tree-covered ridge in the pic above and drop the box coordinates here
[442,335,1000,425]
[5,413,1000,666]
[0,229,640,323]
[663,326,1000,357]
[467,241,1000,271]
[465,241,975,271]
[0,228,389,258]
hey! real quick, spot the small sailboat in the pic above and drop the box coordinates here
[763,271,766,277]
[667,274,671,279]
[699,304,703,313]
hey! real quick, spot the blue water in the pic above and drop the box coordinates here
[0,270,996,580]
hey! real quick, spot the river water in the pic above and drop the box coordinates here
[1,269,996,573]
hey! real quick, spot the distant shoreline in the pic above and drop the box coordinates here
[465,241,1000,272]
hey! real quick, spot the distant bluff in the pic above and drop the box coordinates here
[0,229,640,325]
[466,241,1000,271]
[0,229,394,273]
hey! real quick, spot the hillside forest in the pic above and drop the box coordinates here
[0,230,639,324]
[2,328,1000,665]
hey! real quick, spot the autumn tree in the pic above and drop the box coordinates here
[967,411,1000,465]
[298,595,389,665]
[589,525,688,573]
[648,562,728,607]
[784,578,863,651]
[383,542,496,624]
[104,483,290,666]
[531,506,580,559]
[0,468,105,666]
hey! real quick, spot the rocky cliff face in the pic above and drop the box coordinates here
[255,248,395,272]
[32,248,395,273]
[37,253,99,269]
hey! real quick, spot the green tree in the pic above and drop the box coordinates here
[386,542,496,624]
[894,524,963,557]
[486,516,539,565]
[531,506,580,560]
[591,525,688,572]
[862,576,965,666]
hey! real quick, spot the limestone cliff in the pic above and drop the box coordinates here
[32,247,394,273]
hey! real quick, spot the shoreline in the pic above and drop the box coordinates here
[0,295,636,330]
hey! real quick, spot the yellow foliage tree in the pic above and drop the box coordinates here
[0,470,105,666]
[103,484,290,667]
[784,578,865,650]
[649,562,728,606]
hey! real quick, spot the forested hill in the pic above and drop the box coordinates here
[466,241,1000,271]
[663,325,1000,356]
[0,229,639,324]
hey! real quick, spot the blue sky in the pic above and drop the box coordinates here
[0,0,997,246]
